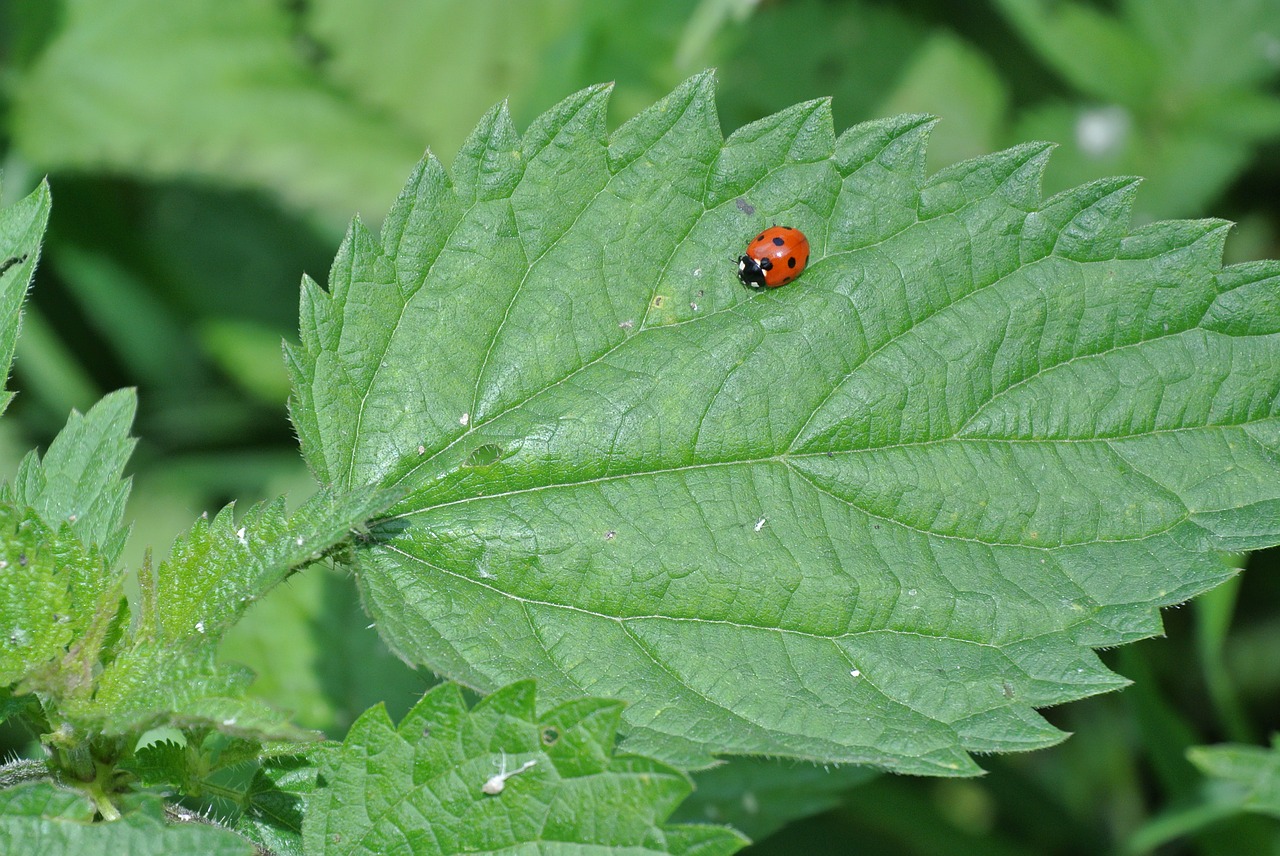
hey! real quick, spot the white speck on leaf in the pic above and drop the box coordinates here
[482,752,538,795]
[619,319,634,329]
[236,527,248,545]
[195,621,205,634]
[754,517,766,532]
[460,412,470,426]
[850,669,861,678]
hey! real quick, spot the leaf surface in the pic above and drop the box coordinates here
[291,74,1280,773]
[5,388,136,566]
[304,681,746,855]
[0,782,255,855]
[0,180,50,416]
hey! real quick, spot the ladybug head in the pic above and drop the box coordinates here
[737,254,770,289]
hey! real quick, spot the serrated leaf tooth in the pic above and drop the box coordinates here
[382,153,461,290]
[1025,176,1141,262]
[474,678,537,720]
[511,84,612,260]
[835,113,936,177]
[921,141,1055,218]
[708,98,837,207]
[522,82,612,161]
[1119,218,1232,265]
[827,115,937,251]
[453,99,522,204]
[1205,260,1280,335]
[609,71,719,173]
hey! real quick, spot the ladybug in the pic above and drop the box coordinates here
[737,226,810,289]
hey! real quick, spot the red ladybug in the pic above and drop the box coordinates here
[737,226,810,289]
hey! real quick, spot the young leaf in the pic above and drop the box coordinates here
[0,782,255,855]
[304,681,746,855]
[59,486,391,739]
[0,179,50,416]
[4,388,137,566]
[290,73,1280,774]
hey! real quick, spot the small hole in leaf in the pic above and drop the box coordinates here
[541,727,560,746]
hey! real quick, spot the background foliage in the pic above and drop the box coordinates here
[1,0,1278,852]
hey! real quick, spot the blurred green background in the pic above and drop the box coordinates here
[2,0,1279,852]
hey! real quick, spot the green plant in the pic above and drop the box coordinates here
[3,69,1280,853]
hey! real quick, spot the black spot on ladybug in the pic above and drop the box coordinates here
[760,258,772,270]
[771,236,785,246]
[755,233,765,241]
[787,257,797,268]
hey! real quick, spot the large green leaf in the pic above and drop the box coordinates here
[290,74,1280,774]
[304,681,746,855]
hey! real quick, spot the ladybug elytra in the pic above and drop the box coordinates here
[737,226,810,289]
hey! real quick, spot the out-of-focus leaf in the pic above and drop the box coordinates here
[9,0,424,222]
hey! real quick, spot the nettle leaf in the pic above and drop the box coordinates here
[1188,737,1280,819]
[62,486,389,738]
[0,782,255,855]
[290,73,1280,774]
[304,681,746,855]
[4,388,136,567]
[0,179,50,416]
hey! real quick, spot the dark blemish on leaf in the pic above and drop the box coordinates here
[735,198,755,215]
[17,554,27,567]
[1002,681,1015,699]
[0,255,28,278]
[604,530,616,540]
[422,726,431,738]
[652,295,665,308]
[541,726,560,745]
